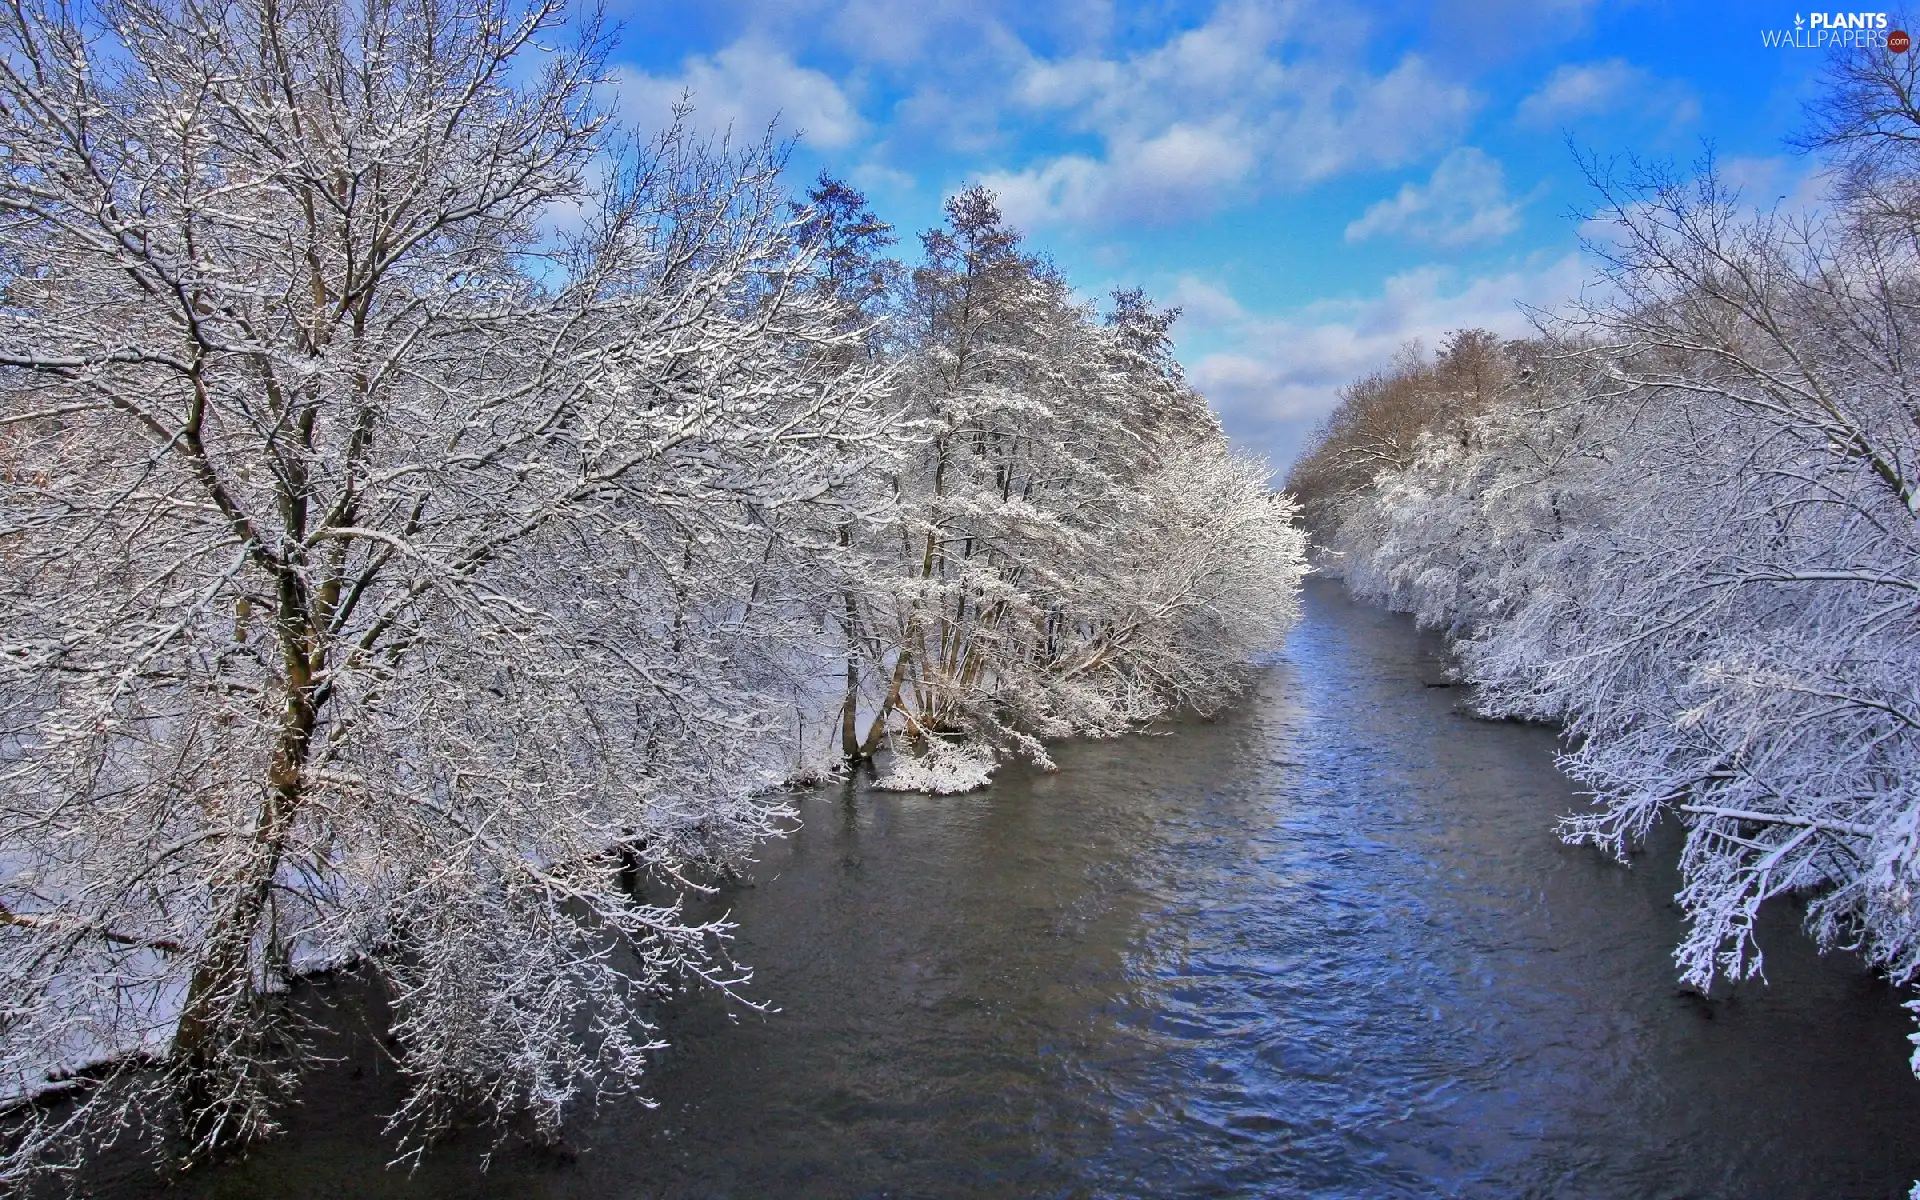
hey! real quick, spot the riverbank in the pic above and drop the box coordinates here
[77,578,1920,1199]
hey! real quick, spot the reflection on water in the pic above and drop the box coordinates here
[95,579,1920,1198]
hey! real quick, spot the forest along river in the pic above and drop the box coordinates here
[103,579,1920,1199]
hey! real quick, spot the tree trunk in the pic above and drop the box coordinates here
[839,522,862,763]
[172,618,319,1154]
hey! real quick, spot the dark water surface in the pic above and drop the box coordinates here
[105,580,1920,1197]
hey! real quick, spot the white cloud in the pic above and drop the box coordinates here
[1422,0,1605,63]
[1345,147,1524,247]
[824,0,958,65]
[1714,155,1828,216]
[1167,275,1248,329]
[1178,255,1593,467]
[849,162,917,194]
[977,3,1477,227]
[816,0,1033,67]
[983,123,1255,227]
[1576,156,1831,257]
[1516,58,1699,129]
[613,39,866,149]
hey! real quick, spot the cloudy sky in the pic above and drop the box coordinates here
[604,0,1839,471]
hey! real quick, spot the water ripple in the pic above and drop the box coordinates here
[101,579,1920,1200]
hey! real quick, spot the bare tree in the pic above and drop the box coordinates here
[1797,15,1920,236]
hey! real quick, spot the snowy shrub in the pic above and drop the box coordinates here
[872,739,999,795]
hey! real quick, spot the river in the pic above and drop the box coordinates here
[97,578,1920,1198]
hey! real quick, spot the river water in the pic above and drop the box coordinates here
[102,579,1920,1198]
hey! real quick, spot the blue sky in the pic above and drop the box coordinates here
[601,0,1844,470]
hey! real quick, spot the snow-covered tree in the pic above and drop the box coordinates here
[843,190,1305,787]
[1286,330,1510,541]
[1303,52,1920,1079]
[0,0,1305,1177]
[1322,338,1625,640]
[1470,152,1920,999]
[0,0,892,1177]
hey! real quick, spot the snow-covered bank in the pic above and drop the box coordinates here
[1288,85,1920,1095]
